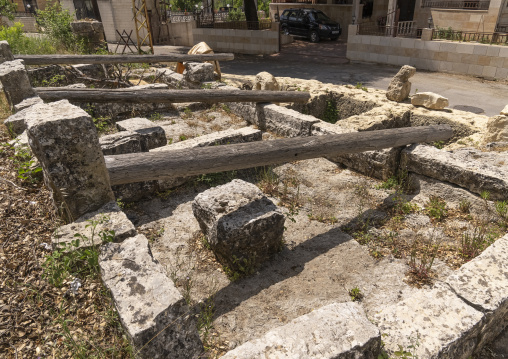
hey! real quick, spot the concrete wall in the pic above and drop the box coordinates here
[347,25,508,79]
[193,27,279,54]
[2,16,38,32]
[165,21,194,46]
[269,4,362,38]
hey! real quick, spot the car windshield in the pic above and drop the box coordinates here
[312,11,330,21]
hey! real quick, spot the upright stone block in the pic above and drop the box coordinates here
[0,59,35,109]
[222,302,380,359]
[192,179,285,272]
[100,234,204,358]
[0,41,14,63]
[25,100,115,222]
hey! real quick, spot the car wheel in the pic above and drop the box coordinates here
[330,37,338,41]
[310,31,319,43]
[282,26,289,36]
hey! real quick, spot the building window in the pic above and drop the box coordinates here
[73,0,97,20]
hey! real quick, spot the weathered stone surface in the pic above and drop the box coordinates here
[100,131,145,155]
[375,283,484,358]
[311,121,402,180]
[445,233,508,350]
[501,104,508,116]
[222,302,380,359]
[25,100,115,222]
[338,104,411,131]
[112,180,159,202]
[4,107,30,136]
[401,144,508,200]
[51,201,136,250]
[13,96,43,112]
[260,103,320,137]
[226,102,262,127]
[8,130,29,148]
[0,59,35,108]
[184,62,214,83]
[156,68,187,88]
[0,41,14,63]
[100,234,203,358]
[116,117,167,150]
[254,71,280,91]
[192,179,285,271]
[411,92,449,110]
[386,65,416,102]
[484,115,508,143]
[62,83,86,89]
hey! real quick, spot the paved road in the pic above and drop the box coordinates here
[219,39,508,117]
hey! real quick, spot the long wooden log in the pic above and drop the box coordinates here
[15,53,234,65]
[34,88,311,104]
[105,125,453,185]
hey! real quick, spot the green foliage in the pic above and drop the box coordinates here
[43,215,114,287]
[149,112,163,121]
[179,134,188,141]
[197,296,215,350]
[0,0,16,21]
[408,232,440,284]
[221,104,231,114]
[195,170,238,187]
[321,98,338,124]
[459,199,471,214]
[227,8,246,21]
[432,140,445,149]
[376,176,399,190]
[0,23,57,54]
[224,254,257,281]
[38,74,66,87]
[355,82,368,91]
[9,145,41,183]
[170,0,201,12]
[349,287,363,302]
[425,196,447,221]
[93,116,113,134]
[460,225,492,261]
[495,200,508,226]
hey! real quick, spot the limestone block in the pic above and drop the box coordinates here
[411,92,449,110]
[4,107,30,136]
[375,283,484,358]
[338,105,411,131]
[155,68,187,88]
[51,201,136,250]
[0,41,14,63]
[99,234,203,358]
[184,62,214,83]
[260,103,320,137]
[192,179,285,271]
[445,234,508,349]
[386,65,416,102]
[254,71,280,91]
[401,144,508,200]
[226,102,262,127]
[13,96,43,113]
[0,59,35,108]
[222,302,381,359]
[116,117,167,150]
[100,131,145,155]
[484,115,508,143]
[501,104,508,116]
[25,100,115,222]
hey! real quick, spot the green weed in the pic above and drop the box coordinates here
[149,112,163,121]
[425,196,447,221]
[349,287,363,302]
[459,199,471,214]
[9,145,41,183]
[195,170,238,187]
[460,225,493,261]
[322,97,338,124]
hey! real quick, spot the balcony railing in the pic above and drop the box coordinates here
[432,28,508,44]
[421,1,490,10]
[358,21,421,38]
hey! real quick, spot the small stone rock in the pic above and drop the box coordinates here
[221,302,380,359]
[192,179,285,272]
[116,117,167,150]
[0,59,35,108]
[500,104,508,116]
[254,71,280,91]
[4,107,30,136]
[184,62,214,83]
[13,96,43,112]
[386,65,416,102]
[484,115,508,143]
[100,131,145,155]
[411,92,449,110]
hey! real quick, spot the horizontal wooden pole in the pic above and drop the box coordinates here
[15,53,234,65]
[34,88,311,104]
[105,125,453,185]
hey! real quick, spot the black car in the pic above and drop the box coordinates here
[279,8,341,43]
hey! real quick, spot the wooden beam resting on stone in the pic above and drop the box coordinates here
[34,88,311,104]
[105,125,453,185]
[15,53,235,65]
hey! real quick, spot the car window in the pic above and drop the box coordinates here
[288,10,298,21]
[313,11,331,21]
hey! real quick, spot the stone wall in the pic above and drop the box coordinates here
[1,16,38,32]
[347,24,508,79]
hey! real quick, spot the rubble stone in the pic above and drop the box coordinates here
[501,104,508,116]
[411,92,449,110]
[116,117,167,150]
[192,179,285,272]
[386,65,416,102]
[445,233,508,350]
[254,71,280,91]
[51,201,136,250]
[100,131,145,155]
[100,234,203,358]
[222,302,380,359]
[184,62,214,83]
[13,96,43,112]
[4,106,30,136]
[0,41,14,63]
[25,100,115,222]
[0,59,35,108]
[375,283,484,358]
[401,144,508,200]
[484,115,508,143]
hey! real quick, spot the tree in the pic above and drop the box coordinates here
[243,0,257,28]
[0,0,17,21]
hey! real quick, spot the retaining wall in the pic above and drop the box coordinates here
[347,24,508,80]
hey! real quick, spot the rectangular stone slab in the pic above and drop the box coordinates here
[445,234,508,350]
[100,131,144,155]
[51,201,136,250]
[401,144,508,200]
[374,283,484,358]
[99,234,203,358]
[116,117,167,150]
[221,302,380,359]
[260,103,320,137]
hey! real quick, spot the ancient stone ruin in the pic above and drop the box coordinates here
[2,39,508,358]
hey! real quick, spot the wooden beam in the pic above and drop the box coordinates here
[15,53,235,65]
[34,88,311,104]
[105,125,453,185]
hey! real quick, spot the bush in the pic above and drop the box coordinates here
[227,8,246,21]
[0,23,57,54]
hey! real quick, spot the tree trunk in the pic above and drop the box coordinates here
[244,0,258,29]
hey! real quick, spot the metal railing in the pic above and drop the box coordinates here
[432,29,508,44]
[197,17,271,30]
[270,0,330,4]
[358,22,420,38]
[421,0,490,10]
